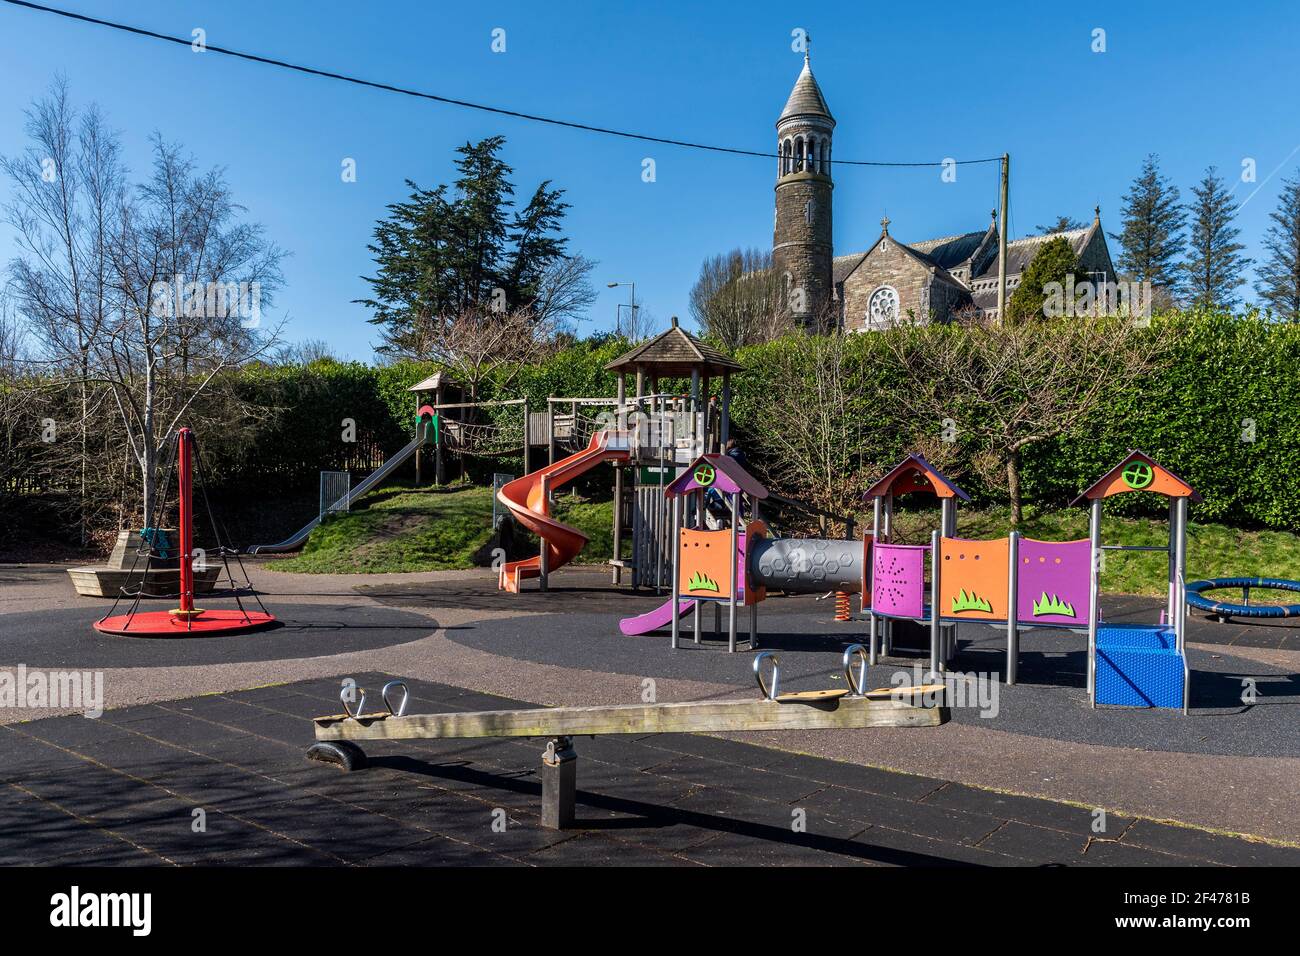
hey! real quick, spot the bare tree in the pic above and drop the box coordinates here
[398,305,563,399]
[531,253,597,329]
[4,82,285,527]
[1,78,123,541]
[689,247,794,348]
[880,317,1173,524]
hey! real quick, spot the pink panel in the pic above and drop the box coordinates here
[872,543,928,618]
[1016,538,1090,626]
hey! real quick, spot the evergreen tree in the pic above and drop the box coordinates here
[1005,236,1086,322]
[1034,215,1085,235]
[1255,172,1300,320]
[1111,154,1186,294]
[358,136,589,355]
[1182,166,1249,310]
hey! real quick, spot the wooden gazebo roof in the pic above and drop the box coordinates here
[604,317,743,377]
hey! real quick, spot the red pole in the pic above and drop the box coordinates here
[177,428,194,615]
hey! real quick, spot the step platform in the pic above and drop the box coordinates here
[1094,625,1186,709]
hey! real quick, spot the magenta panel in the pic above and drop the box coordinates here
[1016,538,1090,626]
[872,543,928,618]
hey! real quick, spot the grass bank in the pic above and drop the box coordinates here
[267,484,614,575]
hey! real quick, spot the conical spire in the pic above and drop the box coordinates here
[778,52,834,125]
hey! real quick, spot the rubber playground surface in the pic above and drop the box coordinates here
[2,562,1299,865]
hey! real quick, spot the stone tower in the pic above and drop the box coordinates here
[773,51,835,329]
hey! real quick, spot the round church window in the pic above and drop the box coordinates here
[868,286,899,328]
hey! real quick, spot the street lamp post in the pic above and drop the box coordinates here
[607,280,637,339]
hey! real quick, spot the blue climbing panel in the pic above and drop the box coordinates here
[1095,625,1185,708]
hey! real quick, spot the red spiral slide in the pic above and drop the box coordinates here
[497,431,629,592]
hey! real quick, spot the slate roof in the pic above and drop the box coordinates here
[779,57,834,124]
[907,231,989,270]
[605,318,744,376]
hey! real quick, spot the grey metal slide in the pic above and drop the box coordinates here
[246,437,425,554]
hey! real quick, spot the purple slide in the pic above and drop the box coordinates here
[619,599,696,636]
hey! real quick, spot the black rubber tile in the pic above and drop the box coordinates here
[636,731,787,765]
[797,786,1004,846]
[842,825,1022,867]
[0,785,128,864]
[219,685,308,705]
[232,796,436,864]
[526,831,697,866]
[357,753,547,813]
[673,829,867,867]
[46,841,163,866]
[238,691,340,720]
[554,733,684,771]
[150,761,301,806]
[358,833,515,866]
[0,728,86,782]
[100,711,244,749]
[1119,819,1300,866]
[97,799,341,866]
[101,704,174,726]
[405,799,574,857]
[13,715,135,751]
[1077,840,1202,867]
[642,753,824,803]
[17,764,175,821]
[975,821,1092,864]
[668,785,871,843]
[922,783,1136,837]
[760,751,948,801]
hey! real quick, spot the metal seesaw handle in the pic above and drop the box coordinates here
[382,680,409,717]
[753,652,780,701]
[842,643,869,696]
[340,686,367,719]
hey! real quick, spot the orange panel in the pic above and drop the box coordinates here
[679,529,736,601]
[938,537,1009,620]
[1091,464,1193,499]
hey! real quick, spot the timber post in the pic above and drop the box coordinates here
[541,736,577,829]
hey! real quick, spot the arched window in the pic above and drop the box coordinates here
[868,286,900,329]
[794,136,805,171]
[782,139,792,175]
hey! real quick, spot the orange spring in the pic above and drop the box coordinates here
[835,591,851,622]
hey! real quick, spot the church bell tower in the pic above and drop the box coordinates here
[773,49,835,329]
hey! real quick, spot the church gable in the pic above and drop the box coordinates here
[841,234,970,330]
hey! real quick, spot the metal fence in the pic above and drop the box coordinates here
[319,470,352,520]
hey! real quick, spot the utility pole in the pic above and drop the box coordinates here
[996,153,1009,322]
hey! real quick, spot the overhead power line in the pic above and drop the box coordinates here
[3,0,1003,169]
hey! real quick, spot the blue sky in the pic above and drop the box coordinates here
[1,0,1297,359]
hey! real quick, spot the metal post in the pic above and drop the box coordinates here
[997,153,1010,322]
[694,489,703,645]
[929,530,941,678]
[720,371,731,446]
[522,400,530,475]
[540,737,576,829]
[547,399,555,466]
[1007,531,1020,684]
[176,428,194,616]
[728,490,739,653]
[538,475,550,592]
[883,495,894,655]
[1087,499,1102,706]
[1166,498,1178,627]
[670,495,681,649]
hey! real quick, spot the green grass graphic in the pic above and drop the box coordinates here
[1032,592,1076,617]
[687,570,719,593]
[951,589,992,613]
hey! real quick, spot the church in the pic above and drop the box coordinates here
[772,53,1118,329]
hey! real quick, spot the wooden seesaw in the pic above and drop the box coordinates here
[307,646,949,828]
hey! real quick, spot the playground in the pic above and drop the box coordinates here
[2,323,1299,866]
